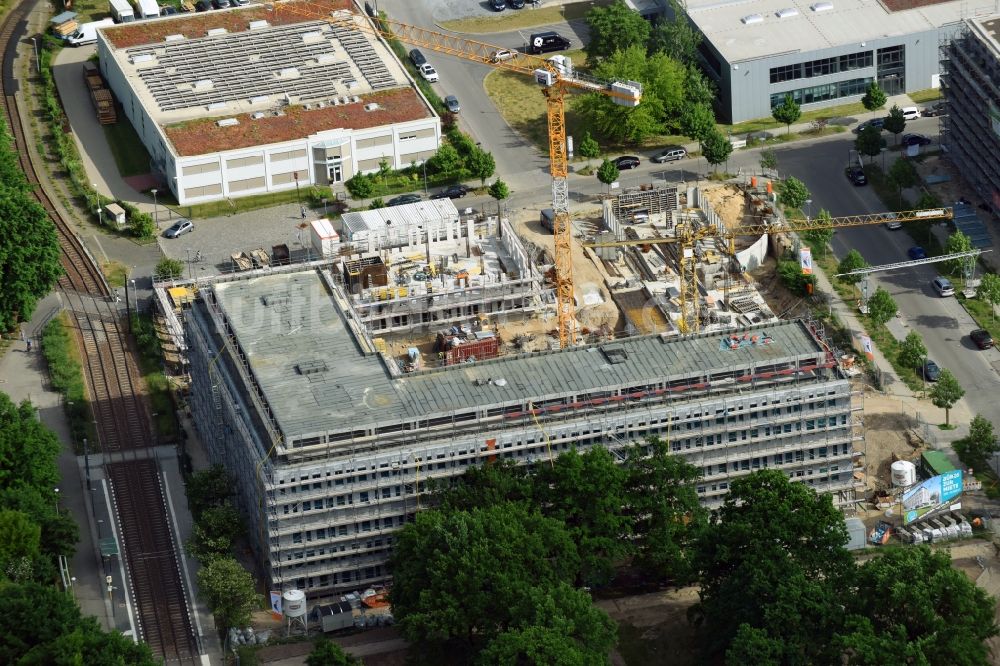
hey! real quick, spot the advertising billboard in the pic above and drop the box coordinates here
[902,470,963,524]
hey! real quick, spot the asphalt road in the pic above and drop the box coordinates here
[772,120,1000,424]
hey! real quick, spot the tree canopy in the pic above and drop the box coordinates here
[466,148,496,186]
[596,159,619,188]
[976,272,1000,321]
[944,230,974,278]
[897,330,927,370]
[778,177,810,210]
[837,249,868,287]
[883,104,906,141]
[196,555,260,629]
[855,125,883,162]
[306,638,360,666]
[861,81,887,115]
[679,103,715,143]
[701,131,733,171]
[0,120,62,332]
[888,157,918,193]
[585,0,651,63]
[771,94,801,134]
[929,369,964,426]
[577,131,600,163]
[867,286,897,328]
[649,0,702,64]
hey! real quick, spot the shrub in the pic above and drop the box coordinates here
[156,258,184,280]
[40,315,91,447]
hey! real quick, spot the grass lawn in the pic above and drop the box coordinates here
[180,189,310,219]
[101,260,128,288]
[724,101,869,136]
[103,120,152,177]
[958,294,1000,342]
[440,0,611,34]
[484,50,687,154]
[909,88,943,104]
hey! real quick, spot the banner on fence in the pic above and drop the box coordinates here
[800,247,813,275]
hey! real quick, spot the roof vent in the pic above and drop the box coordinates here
[364,103,380,112]
[206,28,228,36]
[316,53,337,65]
[301,30,324,43]
[296,360,328,376]
[810,1,833,10]
[261,294,289,306]
[130,53,155,65]
[207,102,227,111]
[249,95,269,104]
[216,117,239,127]
[251,111,266,119]
[164,34,184,42]
[600,345,629,364]
[351,95,360,103]
[278,67,300,79]
[741,13,764,24]
[193,79,213,90]
[776,7,799,17]
[248,19,269,29]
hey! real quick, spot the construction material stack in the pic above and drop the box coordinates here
[83,62,117,125]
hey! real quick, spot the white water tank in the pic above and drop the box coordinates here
[282,589,307,618]
[891,460,917,487]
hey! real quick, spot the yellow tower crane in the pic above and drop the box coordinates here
[272,1,641,348]
[588,206,954,333]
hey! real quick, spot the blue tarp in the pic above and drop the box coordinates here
[952,202,992,248]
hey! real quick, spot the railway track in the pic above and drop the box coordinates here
[108,456,200,662]
[0,3,202,662]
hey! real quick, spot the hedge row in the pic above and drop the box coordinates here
[40,313,92,449]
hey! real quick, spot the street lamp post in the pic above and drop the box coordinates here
[53,487,60,514]
[294,172,304,218]
[185,248,193,280]
[97,206,103,227]
[422,161,428,195]
[805,198,813,221]
[124,274,132,332]
[151,188,158,228]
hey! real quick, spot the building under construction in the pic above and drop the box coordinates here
[185,267,863,597]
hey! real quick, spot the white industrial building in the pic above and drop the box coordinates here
[339,199,461,251]
[185,267,863,598]
[96,1,440,205]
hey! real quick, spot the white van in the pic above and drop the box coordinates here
[109,0,135,22]
[137,0,159,18]
[901,106,920,121]
[67,18,115,46]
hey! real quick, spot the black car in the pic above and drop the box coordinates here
[161,5,177,14]
[194,0,209,10]
[409,49,426,67]
[922,102,945,117]
[387,194,422,207]
[972,329,995,350]
[845,165,867,186]
[901,133,932,147]
[922,359,941,382]
[210,0,227,9]
[855,118,885,133]
[431,185,468,199]
[490,0,505,10]
[614,155,640,170]
[508,0,525,7]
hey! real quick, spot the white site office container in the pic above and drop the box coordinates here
[310,219,340,258]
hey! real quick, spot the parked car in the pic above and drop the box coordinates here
[882,213,902,230]
[908,246,927,260]
[845,165,867,186]
[922,359,941,382]
[194,0,209,10]
[387,194,422,207]
[490,49,516,63]
[210,0,227,9]
[900,106,920,121]
[490,0,506,10]
[901,133,932,147]
[651,146,687,163]
[161,5,177,14]
[418,63,438,82]
[409,49,426,67]
[922,102,946,117]
[528,31,570,54]
[431,185,469,199]
[932,276,955,297]
[614,155,640,170]
[972,329,995,349]
[508,0,525,7]
[855,118,885,133]
[164,219,194,238]
[444,95,460,113]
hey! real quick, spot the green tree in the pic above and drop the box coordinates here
[467,147,496,186]
[778,176,810,210]
[0,394,61,495]
[585,0,651,63]
[185,465,233,519]
[433,460,534,513]
[726,624,783,666]
[127,210,156,239]
[578,131,600,165]
[0,581,157,664]
[929,369,964,426]
[625,438,704,584]
[861,81,887,117]
[0,510,41,581]
[802,209,833,256]
[976,272,1000,321]
[535,447,633,587]
[771,94,801,135]
[883,104,906,143]
[888,157,918,197]
[155,257,184,280]
[389,503,582,662]
[897,330,927,370]
[186,503,244,560]
[306,638,360,666]
[694,470,852,663]
[683,64,716,109]
[478,584,618,665]
[855,125,883,163]
[345,172,375,199]
[759,148,778,177]
[0,174,62,332]
[701,130,733,172]
[867,286,897,328]
[837,249,868,290]
[596,158,620,191]
[944,230,974,278]
[777,259,816,296]
[680,103,716,143]
[578,46,686,143]
[836,547,998,665]
[488,179,509,217]
[427,144,462,174]
[959,415,998,466]
[649,0,702,64]
[196,556,260,629]
[369,197,385,210]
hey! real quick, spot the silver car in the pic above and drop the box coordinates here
[444,95,460,113]
[164,218,193,238]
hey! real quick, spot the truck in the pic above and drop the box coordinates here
[67,18,115,46]
[136,0,160,19]
[109,0,135,23]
